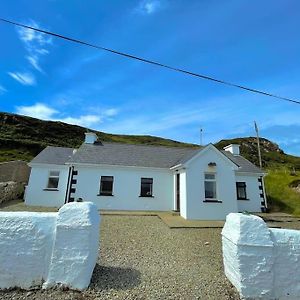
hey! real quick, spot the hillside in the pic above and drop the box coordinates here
[215,137,300,169]
[1,111,300,215]
[2,111,300,168]
[0,112,196,162]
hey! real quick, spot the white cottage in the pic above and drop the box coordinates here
[25,133,266,220]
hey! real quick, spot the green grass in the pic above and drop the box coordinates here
[265,167,300,215]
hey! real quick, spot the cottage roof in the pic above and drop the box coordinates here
[222,151,263,173]
[30,142,263,174]
[67,142,200,168]
[30,146,74,165]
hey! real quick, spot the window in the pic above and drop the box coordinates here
[47,171,60,189]
[99,176,114,196]
[204,173,217,200]
[140,178,153,197]
[236,182,247,200]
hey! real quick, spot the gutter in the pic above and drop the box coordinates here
[235,171,267,176]
[169,164,183,171]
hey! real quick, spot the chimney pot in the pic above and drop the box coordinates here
[223,144,240,155]
[84,132,98,144]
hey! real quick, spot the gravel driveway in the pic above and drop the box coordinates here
[0,215,239,300]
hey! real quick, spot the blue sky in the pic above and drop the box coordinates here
[1,1,300,155]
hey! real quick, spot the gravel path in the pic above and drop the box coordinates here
[0,215,239,300]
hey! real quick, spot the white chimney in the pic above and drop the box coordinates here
[84,132,98,144]
[223,144,240,156]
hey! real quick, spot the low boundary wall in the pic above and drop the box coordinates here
[222,213,300,299]
[0,202,100,290]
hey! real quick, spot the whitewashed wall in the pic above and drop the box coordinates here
[73,164,174,211]
[25,164,69,207]
[0,212,56,289]
[184,147,238,220]
[0,202,100,291]
[236,174,261,212]
[222,213,300,299]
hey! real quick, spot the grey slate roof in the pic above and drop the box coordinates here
[222,151,264,173]
[30,146,74,165]
[67,143,200,168]
[30,143,263,173]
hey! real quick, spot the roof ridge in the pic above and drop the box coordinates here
[90,141,201,151]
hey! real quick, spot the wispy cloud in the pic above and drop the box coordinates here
[26,55,43,72]
[8,72,36,86]
[0,85,7,95]
[16,20,52,73]
[15,102,118,128]
[100,103,230,136]
[136,0,163,14]
[103,108,118,117]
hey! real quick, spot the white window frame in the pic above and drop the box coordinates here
[46,170,60,189]
[140,178,154,197]
[204,172,217,200]
[236,182,248,200]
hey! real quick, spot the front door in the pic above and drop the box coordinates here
[176,173,180,212]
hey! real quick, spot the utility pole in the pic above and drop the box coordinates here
[200,128,203,145]
[254,121,268,209]
[254,121,262,169]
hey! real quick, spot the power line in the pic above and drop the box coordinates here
[1,17,300,105]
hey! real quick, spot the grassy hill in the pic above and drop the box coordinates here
[215,137,300,169]
[1,111,300,215]
[0,112,196,162]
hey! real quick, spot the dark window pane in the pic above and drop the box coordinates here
[100,176,114,195]
[50,171,59,177]
[205,173,215,180]
[102,176,113,182]
[205,181,216,199]
[47,177,59,189]
[236,182,247,199]
[141,178,153,184]
[140,178,153,196]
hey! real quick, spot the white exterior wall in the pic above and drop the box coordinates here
[184,147,238,220]
[0,202,100,291]
[222,213,300,299]
[73,165,174,211]
[25,164,69,207]
[236,174,261,212]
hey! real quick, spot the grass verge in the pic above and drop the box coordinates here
[265,168,300,215]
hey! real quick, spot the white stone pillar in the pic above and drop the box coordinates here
[43,202,100,290]
[222,213,274,299]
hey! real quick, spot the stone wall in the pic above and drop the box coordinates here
[0,160,30,183]
[222,213,300,299]
[0,202,100,290]
[0,161,31,204]
[0,181,24,204]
